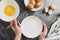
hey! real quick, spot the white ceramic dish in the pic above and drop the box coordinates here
[20,16,43,38]
[24,0,46,11]
[0,0,20,22]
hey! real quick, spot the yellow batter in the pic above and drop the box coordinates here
[4,4,15,16]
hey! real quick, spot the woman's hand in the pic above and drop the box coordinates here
[10,19,21,40]
[39,21,48,40]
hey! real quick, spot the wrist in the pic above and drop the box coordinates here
[15,33,21,37]
[15,34,21,40]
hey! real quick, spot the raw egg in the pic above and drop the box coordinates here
[4,4,15,16]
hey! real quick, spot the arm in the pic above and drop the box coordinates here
[10,20,21,40]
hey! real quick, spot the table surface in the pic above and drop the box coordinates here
[0,0,60,40]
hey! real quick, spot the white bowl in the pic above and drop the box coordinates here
[20,16,43,38]
[24,0,46,11]
[0,0,20,22]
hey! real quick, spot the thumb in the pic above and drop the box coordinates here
[42,21,48,37]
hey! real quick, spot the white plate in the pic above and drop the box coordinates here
[24,0,46,11]
[0,0,20,22]
[20,16,43,38]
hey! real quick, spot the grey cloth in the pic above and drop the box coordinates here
[0,25,10,40]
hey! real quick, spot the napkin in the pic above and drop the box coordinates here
[45,18,60,40]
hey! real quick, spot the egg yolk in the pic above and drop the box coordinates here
[4,5,15,16]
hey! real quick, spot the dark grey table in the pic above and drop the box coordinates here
[0,0,60,40]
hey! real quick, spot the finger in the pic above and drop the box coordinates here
[40,32,44,37]
[17,21,20,27]
[39,37,45,40]
[10,20,14,27]
[39,32,45,40]
[11,26,15,32]
[10,20,15,31]
[13,19,18,27]
[42,21,48,36]
[42,21,47,28]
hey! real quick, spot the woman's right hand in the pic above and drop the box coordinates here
[10,19,21,40]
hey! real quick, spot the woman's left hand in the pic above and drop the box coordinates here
[39,21,48,40]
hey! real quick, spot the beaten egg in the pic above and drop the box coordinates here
[4,4,15,16]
